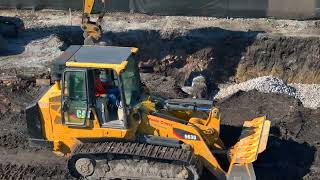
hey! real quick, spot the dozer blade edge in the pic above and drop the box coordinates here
[227,116,271,180]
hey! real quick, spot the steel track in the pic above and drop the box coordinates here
[69,141,201,180]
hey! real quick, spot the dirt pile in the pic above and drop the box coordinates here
[217,90,320,180]
[140,73,186,98]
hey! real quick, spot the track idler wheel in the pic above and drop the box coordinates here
[68,155,96,178]
[75,158,95,177]
[177,168,189,179]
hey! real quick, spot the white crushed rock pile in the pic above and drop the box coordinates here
[214,76,296,99]
[214,76,320,109]
[290,84,320,109]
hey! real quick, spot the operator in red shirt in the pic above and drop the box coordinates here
[95,72,110,96]
[95,70,120,108]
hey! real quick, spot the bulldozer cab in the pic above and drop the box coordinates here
[54,45,141,129]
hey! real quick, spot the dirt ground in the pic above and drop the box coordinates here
[0,10,320,179]
[217,91,320,180]
[1,70,319,180]
[0,69,70,179]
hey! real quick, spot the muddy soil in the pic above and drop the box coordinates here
[217,90,320,179]
[0,70,70,179]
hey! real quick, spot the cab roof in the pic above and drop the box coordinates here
[54,45,138,72]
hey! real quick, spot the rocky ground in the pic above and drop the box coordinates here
[0,10,320,179]
[0,71,70,179]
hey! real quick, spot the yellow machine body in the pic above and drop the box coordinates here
[26,45,270,180]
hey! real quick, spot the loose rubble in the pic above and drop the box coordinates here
[215,76,320,109]
[181,75,207,98]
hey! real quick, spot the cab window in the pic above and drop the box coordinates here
[62,70,88,126]
[120,56,141,106]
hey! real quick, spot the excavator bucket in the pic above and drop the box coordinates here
[227,116,271,180]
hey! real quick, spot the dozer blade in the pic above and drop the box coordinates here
[227,116,271,180]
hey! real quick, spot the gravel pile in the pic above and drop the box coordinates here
[214,76,320,109]
[290,83,320,109]
[214,76,297,98]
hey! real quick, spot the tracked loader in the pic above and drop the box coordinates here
[26,45,270,180]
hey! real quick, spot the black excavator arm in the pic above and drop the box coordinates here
[81,0,107,45]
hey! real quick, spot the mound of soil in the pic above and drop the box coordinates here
[140,73,186,98]
[107,29,320,88]
[236,35,320,84]
[217,90,320,179]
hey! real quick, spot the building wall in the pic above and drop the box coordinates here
[0,0,318,19]
[268,0,316,18]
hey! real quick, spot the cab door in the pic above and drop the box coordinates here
[61,69,89,127]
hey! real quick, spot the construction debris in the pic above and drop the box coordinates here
[215,76,320,109]
[181,75,207,98]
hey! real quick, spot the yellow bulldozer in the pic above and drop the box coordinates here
[24,0,270,179]
[26,45,270,180]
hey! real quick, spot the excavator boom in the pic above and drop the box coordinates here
[82,0,106,44]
